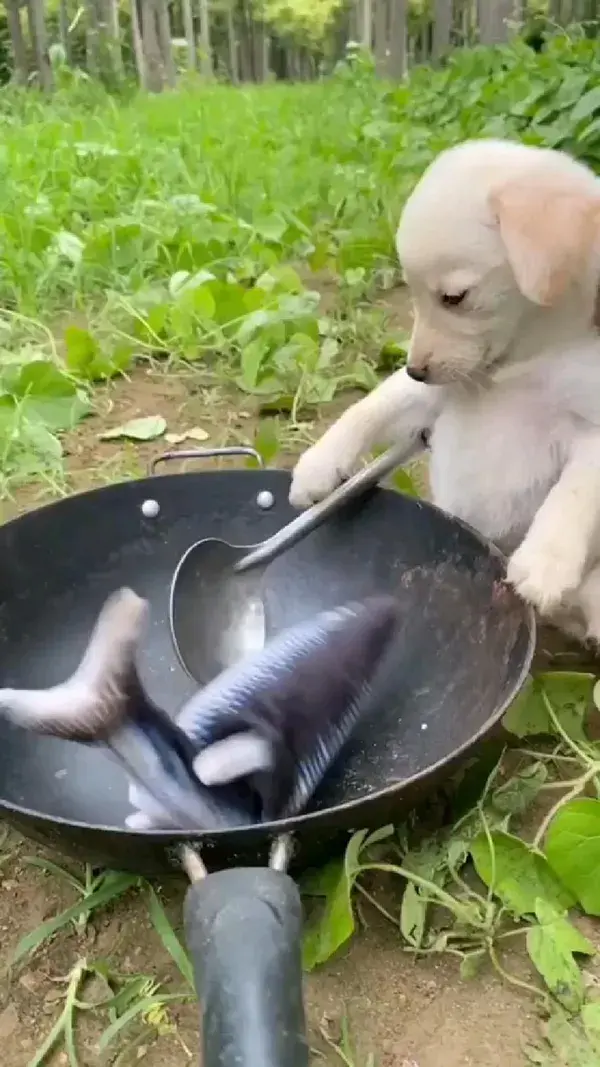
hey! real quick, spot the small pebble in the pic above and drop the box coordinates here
[141,498,160,519]
[421,723,428,731]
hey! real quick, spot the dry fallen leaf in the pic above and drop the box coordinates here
[164,426,210,445]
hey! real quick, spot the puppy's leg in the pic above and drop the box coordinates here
[572,565,600,646]
[507,433,600,615]
[289,368,443,509]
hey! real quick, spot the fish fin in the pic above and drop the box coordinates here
[193,731,275,786]
[0,588,149,741]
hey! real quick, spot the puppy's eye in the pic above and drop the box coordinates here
[441,290,468,308]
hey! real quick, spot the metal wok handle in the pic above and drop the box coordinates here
[234,433,427,574]
[182,839,308,1067]
[150,446,265,474]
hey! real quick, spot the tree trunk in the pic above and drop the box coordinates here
[198,0,212,77]
[181,0,196,70]
[432,0,452,63]
[374,0,388,75]
[253,19,267,81]
[238,25,252,80]
[26,0,52,90]
[130,0,147,87]
[84,0,100,78]
[359,0,372,48]
[5,0,29,84]
[478,0,514,43]
[141,0,165,91]
[226,4,238,82]
[387,0,406,78]
[104,0,124,79]
[58,0,72,63]
[549,0,565,21]
[156,0,176,86]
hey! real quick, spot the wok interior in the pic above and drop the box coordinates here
[0,470,533,832]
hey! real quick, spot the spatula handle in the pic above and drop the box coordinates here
[235,435,426,574]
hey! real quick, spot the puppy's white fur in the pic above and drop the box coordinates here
[290,139,600,643]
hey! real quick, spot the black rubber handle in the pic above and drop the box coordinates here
[184,867,309,1067]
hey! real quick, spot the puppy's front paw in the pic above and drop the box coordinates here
[507,540,584,615]
[289,444,358,509]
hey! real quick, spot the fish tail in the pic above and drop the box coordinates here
[0,588,149,741]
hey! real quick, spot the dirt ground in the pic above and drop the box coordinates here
[0,287,556,1065]
[0,831,542,1067]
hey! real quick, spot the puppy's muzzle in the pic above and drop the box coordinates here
[406,364,430,383]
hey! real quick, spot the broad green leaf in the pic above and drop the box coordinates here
[318,337,339,367]
[100,416,167,442]
[52,230,84,265]
[301,858,355,971]
[571,87,600,125]
[545,798,600,915]
[181,283,217,320]
[253,212,287,243]
[536,1007,600,1067]
[345,829,369,879]
[256,265,303,293]
[391,468,419,498]
[9,360,90,429]
[503,672,593,740]
[168,268,215,296]
[303,376,336,404]
[300,858,346,898]
[582,1003,600,1054]
[526,899,594,1011]
[490,761,548,817]
[400,882,426,947]
[470,831,574,917]
[65,326,131,383]
[362,825,394,849]
[253,419,280,465]
[240,338,270,390]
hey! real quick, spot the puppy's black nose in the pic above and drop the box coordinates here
[406,365,429,382]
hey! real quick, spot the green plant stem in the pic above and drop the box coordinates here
[354,881,400,927]
[518,749,580,764]
[487,941,547,1003]
[541,689,597,768]
[358,863,487,931]
[533,765,600,848]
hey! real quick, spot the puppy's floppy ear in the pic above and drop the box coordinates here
[490,176,600,306]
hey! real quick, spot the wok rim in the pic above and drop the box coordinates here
[0,469,537,842]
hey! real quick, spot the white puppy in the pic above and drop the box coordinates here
[290,138,600,643]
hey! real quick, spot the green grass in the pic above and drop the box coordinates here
[3,35,600,491]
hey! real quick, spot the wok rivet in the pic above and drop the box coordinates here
[141,499,160,519]
[256,490,275,510]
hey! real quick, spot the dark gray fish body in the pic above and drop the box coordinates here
[178,597,399,821]
[0,589,399,831]
[107,703,258,831]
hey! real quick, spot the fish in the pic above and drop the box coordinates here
[0,591,257,831]
[0,588,400,832]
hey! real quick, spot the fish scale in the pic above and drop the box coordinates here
[177,605,360,746]
[176,599,395,823]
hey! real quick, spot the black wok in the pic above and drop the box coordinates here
[0,449,535,1067]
